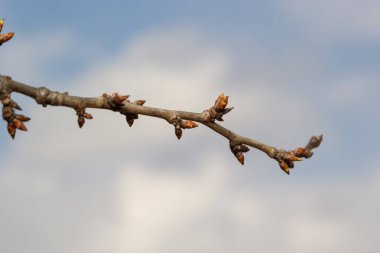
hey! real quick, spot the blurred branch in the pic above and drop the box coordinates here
[0,19,322,174]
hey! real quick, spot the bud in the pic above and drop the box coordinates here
[221,107,234,115]
[126,114,134,127]
[112,93,129,105]
[15,114,31,122]
[0,32,14,45]
[84,113,93,119]
[14,119,27,131]
[287,155,302,162]
[181,120,198,129]
[78,116,85,128]
[11,101,22,110]
[279,161,290,175]
[214,93,229,112]
[7,124,16,139]
[175,127,182,139]
[234,151,245,165]
[287,160,294,169]
[134,100,146,106]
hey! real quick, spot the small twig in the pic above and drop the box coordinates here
[0,19,322,174]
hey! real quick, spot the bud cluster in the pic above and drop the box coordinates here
[230,143,250,165]
[1,93,30,139]
[272,135,322,174]
[125,100,145,127]
[207,93,234,122]
[171,115,198,139]
[103,93,130,110]
[75,107,93,128]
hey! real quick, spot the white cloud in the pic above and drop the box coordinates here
[0,31,76,82]
[2,23,377,253]
[3,153,380,253]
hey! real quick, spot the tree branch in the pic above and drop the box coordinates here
[0,20,322,174]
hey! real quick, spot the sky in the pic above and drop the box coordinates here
[0,0,379,252]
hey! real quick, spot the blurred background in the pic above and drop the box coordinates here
[0,1,379,252]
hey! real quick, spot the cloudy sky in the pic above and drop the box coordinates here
[0,1,379,252]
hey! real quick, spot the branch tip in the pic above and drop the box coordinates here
[272,134,323,174]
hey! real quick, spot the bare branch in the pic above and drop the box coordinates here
[0,19,322,174]
[0,75,322,174]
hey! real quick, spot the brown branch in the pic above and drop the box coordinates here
[0,20,323,174]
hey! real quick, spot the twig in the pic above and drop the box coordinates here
[0,20,322,174]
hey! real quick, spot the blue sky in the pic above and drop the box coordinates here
[1,1,380,252]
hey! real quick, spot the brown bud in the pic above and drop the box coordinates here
[234,151,245,165]
[133,100,146,106]
[126,114,134,127]
[84,113,93,119]
[7,124,16,139]
[287,161,295,169]
[0,32,14,45]
[181,120,198,129]
[112,93,129,105]
[78,116,85,128]
[14,119,27,131]
[222,107,234,115]
[279,161,290,175]
[240,145,250,153]
[214,93,229,112]
[287,155,302,162]
[11,101,22,110]
[15,114,31,122]
[175,127,182,139]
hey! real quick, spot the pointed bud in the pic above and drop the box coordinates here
[126,114,134,127]
[11,101,22,110]
[16,114,31,122]
[279,161,290,175]
[84,113,93,119]
[78,116,85,128]
[214,93,229,112]
[181,120,198,129]
[134,100,146,106]
[0,32,14,45]
[234,151,245,165]
[175,127,182,139]
[14,119,27,131]
[222,107,234,115]
[287,155,303,162]
[7,124,16,139]
[112,93,129,105]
